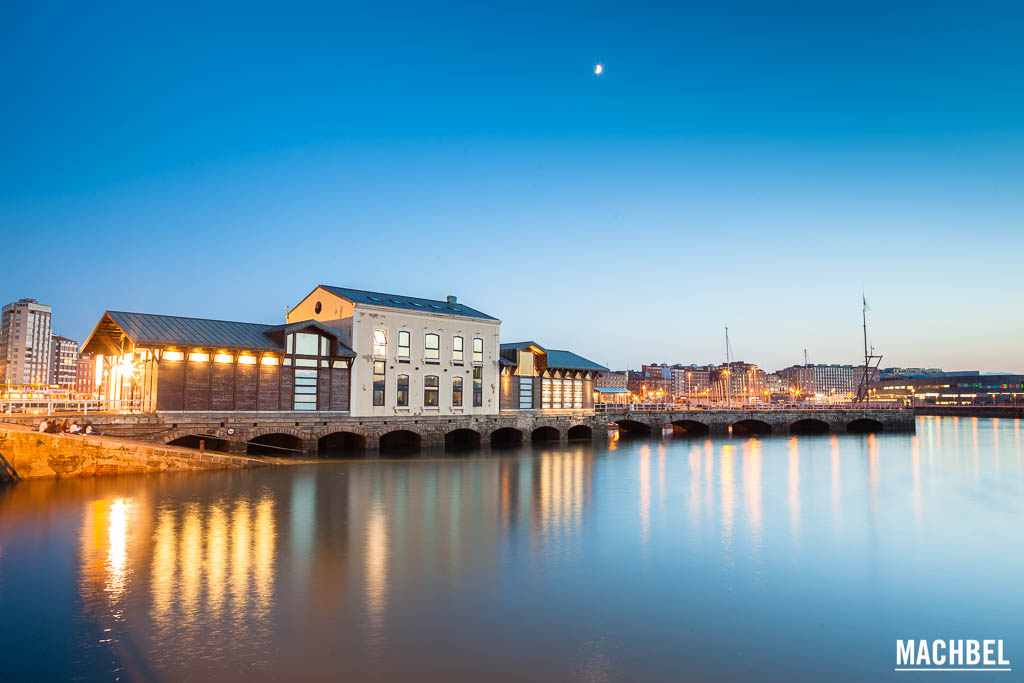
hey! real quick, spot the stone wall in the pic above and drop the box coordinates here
[0,424,272,482]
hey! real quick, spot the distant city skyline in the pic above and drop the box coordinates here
[3,2,1022,373]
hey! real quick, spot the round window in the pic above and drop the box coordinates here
[314,301,322,314]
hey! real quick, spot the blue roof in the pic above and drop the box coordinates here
[546,349,608,372]
[321,285,498,321]
[595,386,630,393]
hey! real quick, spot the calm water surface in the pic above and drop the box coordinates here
[1,417,1022,681]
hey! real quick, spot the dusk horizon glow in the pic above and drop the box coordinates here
[3,1,1022,373]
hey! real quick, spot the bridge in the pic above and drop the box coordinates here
[2,407,914,456]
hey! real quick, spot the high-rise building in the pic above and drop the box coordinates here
[670,365,712,399]
[49,335,80,386]
[0,299,53,385]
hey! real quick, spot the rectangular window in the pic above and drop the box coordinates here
[424,375,439,407]
[551,378,562,409]
[398,330,410,360]
[295,332,319,355]
[397,374,409,407]
[425,333,440,362]
[294,369,318,411]
[373,329,387,357]
[452,336,464,363]
[373,360,385,406]
[473,367,483,407]
[472,337,483,364]
[452,376,463,406]
[574,379,583,409]
[519,377,533,409]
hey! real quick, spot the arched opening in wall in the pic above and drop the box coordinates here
[491,427,523,448]
[380,430,421,455]
[847,418,884,434]
[318,431,367,456]
[247,433,304,456]
[531,426,561,443]
[669,420,710,438]
[567,425,593,440]
[167,435,229,452]
[731,420,771,437]
[445,429,482,452]
[789,419,830,435]
[615,419,652,439]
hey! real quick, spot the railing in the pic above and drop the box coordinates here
[594,402,904,413]
[1,396,149,417]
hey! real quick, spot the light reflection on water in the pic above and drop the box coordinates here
[0,417,1023,682]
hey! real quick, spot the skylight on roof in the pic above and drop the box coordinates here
[429,304,441,309]
[368,296,382,301]
[410,301,423,306]
[390,299,403,304]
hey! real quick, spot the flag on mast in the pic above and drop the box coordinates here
[862,294,870,312]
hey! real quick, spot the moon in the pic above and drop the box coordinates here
[594,63,603,75]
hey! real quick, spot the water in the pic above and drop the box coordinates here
[0,416,1021,681]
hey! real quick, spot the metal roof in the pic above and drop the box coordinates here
[98,311,283,352]
[320,285,499,321]
[499,341,608,372]
[595,386,630,393]
[545,350,609,372]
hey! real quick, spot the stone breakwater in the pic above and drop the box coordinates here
[0,424,274,482]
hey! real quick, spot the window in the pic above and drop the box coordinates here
[452,376,463,406]
[472,337,483,364]
[519,377,533,409]
[294,333,319,355]
[424,375,439,407]
[552,378,563,409]
[373,360,385,406]
[574,379,583,409]
[473,367,483,406]
[398,330,410,360]
[425,333,440,362]
[397,374,409,407]
[373,329,387,356]
[294,368,318,411]
[452,335,464,363]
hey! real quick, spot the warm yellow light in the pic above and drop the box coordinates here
[164,350,185,362]
[214,353,234,364]
[189,352,210,363]
[260,355,279,366]
[238,355,257,365]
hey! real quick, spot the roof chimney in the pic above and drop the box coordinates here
[446,295,457,304]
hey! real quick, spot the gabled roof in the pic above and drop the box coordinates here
[83,311,283,354]
[320,285,499,321]
[500,341,547,352]
[81,312,355,357]
[498,340,608,372]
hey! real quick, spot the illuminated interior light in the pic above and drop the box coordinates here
[163,351,185,361]
[214,353,234,364]
[260,355,279,366]
[189,352,210,363]
[237,355,257,365]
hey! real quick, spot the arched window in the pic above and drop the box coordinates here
[373,329,387,356]
[425,333,440,362]
[424,375,439,407]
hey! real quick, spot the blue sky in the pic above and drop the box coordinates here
[2,0,1022,372]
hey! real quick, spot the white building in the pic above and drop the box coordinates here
[0,299,52,385]
[287,286,501,417]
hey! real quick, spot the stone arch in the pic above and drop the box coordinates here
[731,419,772,437]
[668,420,710,437]
[318,431,367,455]
[380,429,422,455]
[531,426,561,443]
[491,427,524,448]
[247,432,305,456]
[789,418,830,435]
[166,434,230,452]
[847,418,884,434]
[445,428,482,452]
[567,424,593,440]
[614,419,653,438]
